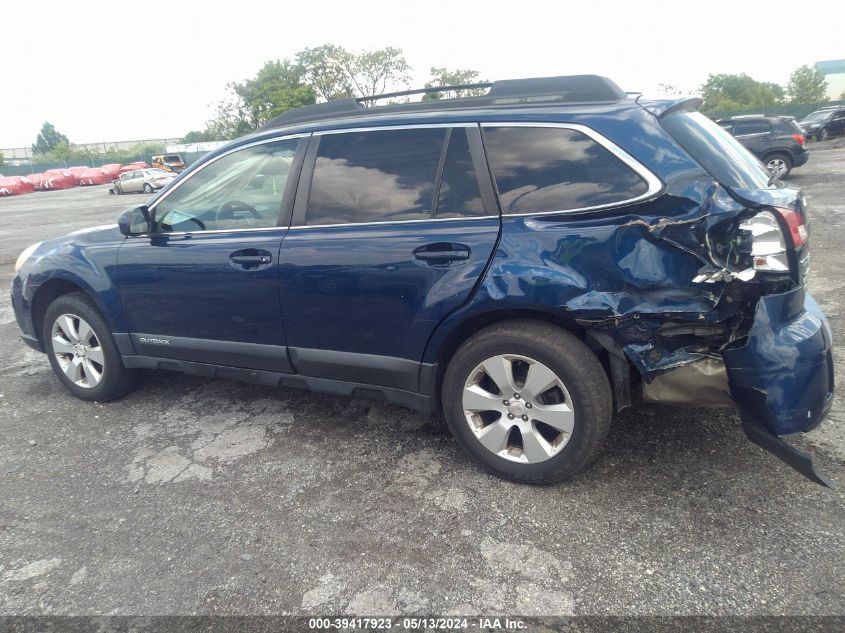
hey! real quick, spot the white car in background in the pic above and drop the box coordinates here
[110,168,176,195]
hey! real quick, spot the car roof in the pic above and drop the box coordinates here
[718,115,792,122]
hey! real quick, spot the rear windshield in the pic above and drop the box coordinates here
[801,110,833,123]
[661,110,771,190]
[164,155,181,162]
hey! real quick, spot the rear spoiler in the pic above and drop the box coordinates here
[636,96,703,119]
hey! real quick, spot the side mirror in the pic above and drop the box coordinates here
[118,205,151,236]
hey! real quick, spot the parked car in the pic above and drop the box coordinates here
[67,166,88,184]
[11,75,833,487]
[78,167,111,186]
[799,106,845,141]
[100,163,122,178]
[110,168,176,194]
[33,170,76,190]
[0,175,35,196]
[717,115,808,178]
[151,153,186,173]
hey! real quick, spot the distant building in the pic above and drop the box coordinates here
[815,59,845,100]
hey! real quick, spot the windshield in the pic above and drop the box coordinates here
[661,110,772,190]
[146,169,171,176]
[164,155,182,163]
[801,111,834,123]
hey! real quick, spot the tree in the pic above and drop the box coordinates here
[296,44,356,101]
[700,74,784,111]
[206,60,316,139]
[297,44,411,104]
[32,122,69,155]
[422,67,488,100]
[787,65,829,104]
[180,130,219,143]
[656,83,685,97]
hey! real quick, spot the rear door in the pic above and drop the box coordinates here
[277,124,500,391]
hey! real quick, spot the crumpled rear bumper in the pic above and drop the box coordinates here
[723,287,834,436]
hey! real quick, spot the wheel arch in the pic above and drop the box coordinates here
[761,149,792,165]
[31,277,113,349]
[425,308,617,406]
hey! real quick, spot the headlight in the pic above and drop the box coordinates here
[14,242,42,272]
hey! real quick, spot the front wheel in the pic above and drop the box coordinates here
[819,128,829,142]
[143,183,153,194]
[42,293,138,402]
[442,320,612,484]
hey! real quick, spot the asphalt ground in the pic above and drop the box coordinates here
[0,144,844,618]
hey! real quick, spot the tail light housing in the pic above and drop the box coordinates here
[738,207,807,275]
[791,133,805,146]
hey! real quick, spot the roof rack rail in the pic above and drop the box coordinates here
[262,75,627,129]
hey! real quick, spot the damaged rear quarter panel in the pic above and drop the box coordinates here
[426,108,757,385]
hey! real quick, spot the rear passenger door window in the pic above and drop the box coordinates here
[732,121,770,137]
[482,125,651,215]
[306,128,445,225]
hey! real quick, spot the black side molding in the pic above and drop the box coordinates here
[121,355,436,413]
[741,416,834,488]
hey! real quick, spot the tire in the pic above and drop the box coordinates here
[143,183,153,194]
[819,128,829,142]
[764,153,792,178]
[42,293,138,402]
[442,320,612,484]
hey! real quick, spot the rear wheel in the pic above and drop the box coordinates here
[42,293,137,402]
[143,183,153,194]
[765,153,792,178]
[442,320,612,484]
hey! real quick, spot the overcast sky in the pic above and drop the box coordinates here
[2,0,843,148]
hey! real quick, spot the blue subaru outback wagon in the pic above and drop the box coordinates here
[11,76,835,486]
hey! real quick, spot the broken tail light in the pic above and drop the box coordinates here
[738,207,807,274]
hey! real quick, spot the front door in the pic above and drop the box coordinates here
[116,136,305,372]
[278,125,500,391]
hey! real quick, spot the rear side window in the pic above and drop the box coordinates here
[661,111,771,190]
[307,128,445,225]
[436,128,484,218]
[732,120,770,135]
[482,126,649,215]
[774,119,802,134]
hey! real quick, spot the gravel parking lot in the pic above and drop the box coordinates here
[1,145,844,617]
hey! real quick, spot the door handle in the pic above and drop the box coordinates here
[229,249,272,270]
[412,243,471,265]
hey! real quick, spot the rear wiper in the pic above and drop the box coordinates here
[767,171,780,188]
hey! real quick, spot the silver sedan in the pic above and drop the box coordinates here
[111,169,176,195]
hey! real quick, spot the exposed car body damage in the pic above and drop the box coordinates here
[12,86,834,486]
[420,102,833,484]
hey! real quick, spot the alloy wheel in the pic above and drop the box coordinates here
[766,157,787,176]
[462,354,574,463]
[51,313,105,388]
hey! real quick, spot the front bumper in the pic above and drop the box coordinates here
[723,287,834,436]
[11,275,43,352]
